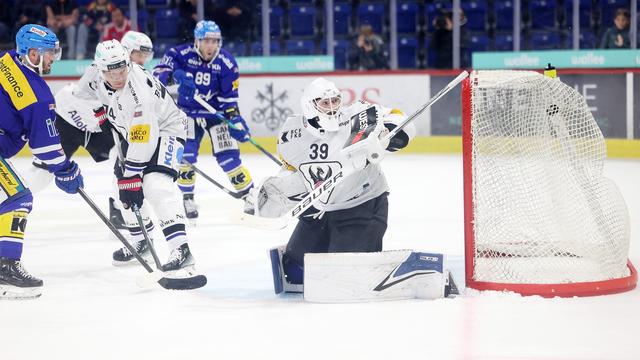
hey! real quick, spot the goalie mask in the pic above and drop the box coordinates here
[301,78,343,136]
[95,40,130,90]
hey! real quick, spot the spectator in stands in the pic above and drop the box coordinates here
[599,8,631,49]
[429,9,469,69]
[348,24,388,71]
[76,0,116,59]
[173,0,217,42]
[47,0,80,59]
[0,1,12,45]
[15,0,48,35]
[211,0,253,42]
[102,8,135,42]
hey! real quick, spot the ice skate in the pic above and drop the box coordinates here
[0,257,43,300]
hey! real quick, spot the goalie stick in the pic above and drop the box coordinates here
[193,95,283,167]
[234,70,470,230]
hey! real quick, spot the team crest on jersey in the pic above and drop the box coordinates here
[299,161,342,204]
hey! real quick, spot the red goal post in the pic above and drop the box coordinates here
[462,70,637,297]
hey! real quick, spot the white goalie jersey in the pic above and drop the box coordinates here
[275,100,414,213]
[91,64,188,177]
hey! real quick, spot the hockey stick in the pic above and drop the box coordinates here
[132,204,207,290]
[193,95,284,167]
[183,160,245,199]
[234,70,470,230]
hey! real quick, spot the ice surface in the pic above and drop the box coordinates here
[1,154,638,360]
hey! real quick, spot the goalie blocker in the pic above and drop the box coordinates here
[270,248,459,302]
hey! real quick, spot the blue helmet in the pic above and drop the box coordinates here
[16,24,61,60]
[194,20,222,41]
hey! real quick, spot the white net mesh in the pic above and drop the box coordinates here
[469,70,631,285]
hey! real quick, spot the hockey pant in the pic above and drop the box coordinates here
[115,137,188,250]
[0,157,33,260]
[178,116,252,194]
[55,114,115,163]
[284,192,389,284]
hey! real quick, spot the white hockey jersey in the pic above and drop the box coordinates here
[277,100,413,212]
[55,83,106,133]
[91,64,188,177]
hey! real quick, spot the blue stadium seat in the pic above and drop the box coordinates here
[256,6,285,37]
[495,0,514,31]
[397,2,419,34]
[529,0,557,29]
[321,39,350,70]
[125,9,149,33]
[111,0,130,6]
[155,9,179,39]
[153,40,176,58]
[357,3,386,34]
[426,1,453,31]
[251,41,281,56]
[564,0,593,28]
[332,3,352,35]
[468,34,490,52]
[494,33,514,50]
[528,31,561,49]
[146,0,169,6]
[290,0,315,4]
[424,36,439,68]
[566,31,597,48]
[224,41,246,57]
[286,39,315,55]
[600,0,629,27]
[290,5,316,37]
[398,36,418,68]
[462,1,488,31]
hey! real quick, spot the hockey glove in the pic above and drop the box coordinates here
[54,161,84,194]
[173,69,196,100]
[117,175,144,210]
[227,115,251,142]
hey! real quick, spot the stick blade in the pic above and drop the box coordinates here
[230,211,291,231]
[158,275,207,290]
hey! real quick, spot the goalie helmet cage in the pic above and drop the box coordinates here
[462,70,637,297]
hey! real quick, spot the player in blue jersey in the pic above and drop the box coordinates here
[153,20,253,222]
[0,24,84,299]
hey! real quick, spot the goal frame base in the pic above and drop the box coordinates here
[466,261,637,298]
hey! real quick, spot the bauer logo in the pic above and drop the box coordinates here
[129,124,150,143]
[298,161,343,206]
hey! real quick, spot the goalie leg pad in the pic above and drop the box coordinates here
[269,246,303,294]
[303,250,449,303]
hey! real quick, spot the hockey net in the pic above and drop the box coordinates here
[462,70,637,297]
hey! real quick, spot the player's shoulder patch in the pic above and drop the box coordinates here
[0,52,39,110]
[278,115,305,143]
[218,50,236,70]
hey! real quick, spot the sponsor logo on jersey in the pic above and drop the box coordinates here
[45,118,59,137]
[232,79,239,91]
[279,128,301,144]
[0,159,24,197]
[163,136,176,167]
[67,110,88,131]
[128,82,140,105]
[129,124,150,143]
[180,48,191,56]
[219,53,233,69]
[0,53,37,110]
[188,58,202,66]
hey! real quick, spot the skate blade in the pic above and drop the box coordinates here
[0,284,43,300]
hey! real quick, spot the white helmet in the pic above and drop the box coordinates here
[94,40,129,72]
[300,78,343,135]
[121,31,154,58]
